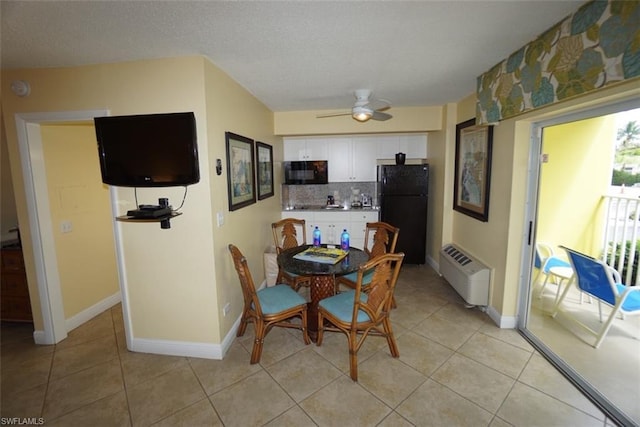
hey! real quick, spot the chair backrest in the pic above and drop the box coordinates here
[363,222,400,258]
[228,244,262,316]
[272,218,307,254]
[534,242,553,269]
[353,252,404,322]
[563,247,618,305]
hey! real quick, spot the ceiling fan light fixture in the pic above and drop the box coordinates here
[352,106,372,122]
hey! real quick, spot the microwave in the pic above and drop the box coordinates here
[283,161,328,185]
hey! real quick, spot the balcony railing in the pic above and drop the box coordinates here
[602,192,640,286]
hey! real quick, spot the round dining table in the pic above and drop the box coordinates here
[277,244,369,341]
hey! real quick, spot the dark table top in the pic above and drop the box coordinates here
[277,244,369,276]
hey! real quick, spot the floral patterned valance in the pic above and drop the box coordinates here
[476,0,640,125]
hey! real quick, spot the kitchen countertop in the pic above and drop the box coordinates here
[283,205,379,212]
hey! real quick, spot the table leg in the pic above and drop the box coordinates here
[307,275,336,342]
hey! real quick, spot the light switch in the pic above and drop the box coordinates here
[61,220,73,233]
[217,211,224,227]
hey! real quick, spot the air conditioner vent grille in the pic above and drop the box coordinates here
[444,245,472,266]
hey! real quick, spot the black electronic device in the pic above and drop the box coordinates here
[94,112,200,187]
[126,207,173,219]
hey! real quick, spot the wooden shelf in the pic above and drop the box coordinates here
[116,211,182,223]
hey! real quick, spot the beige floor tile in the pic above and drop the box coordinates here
[488,416,514,427]
[209,370,295,427]
[431,353,515,413]
[478,322,534,352]
[377,411,415,426]
[266,346,342,402]
[54,310,115,350]
[497,382,604,426]
[237,324,310,367]
[45,391,131,427]
[189,342,261,395]
[312,327,385,373]
[395,331,453,376]
[457,332,531,379]
[358,351,426,407]
[518,353,604,420]
[263,405,316,426]
[299,376,391,426]
[1,351,53,395]
[412,313,476,350]
[152,398,222,426]
[434,303,488,330]
[50,334,119,380]
[0,383,47,419]
[126,364,206,426]
[390,299,437,329]
[120,350,188,388]
[42,358,124,420]
[397,379,493,427]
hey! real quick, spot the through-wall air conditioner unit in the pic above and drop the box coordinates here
[439,244,490,307]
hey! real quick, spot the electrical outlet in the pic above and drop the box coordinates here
[61,220,73,233]
[223,303,231,317]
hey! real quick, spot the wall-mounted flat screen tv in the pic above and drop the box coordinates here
[94,112,200,187]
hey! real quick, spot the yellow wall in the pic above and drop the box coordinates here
[1,56,277,345]
[538,117,615,255]
[40,123,119,318]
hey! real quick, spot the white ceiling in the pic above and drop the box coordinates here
[1,1,585,113]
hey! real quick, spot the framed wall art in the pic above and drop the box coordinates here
[453,119,493,222]
[225,132,256,211]
[256,141,274,200]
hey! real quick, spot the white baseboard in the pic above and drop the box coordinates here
[65,291,122,332]
[128,314,242,360]
[33,291,122,344]
[486,305,517,328]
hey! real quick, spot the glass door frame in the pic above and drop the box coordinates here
[516,97,640,427]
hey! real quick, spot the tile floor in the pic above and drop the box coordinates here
[1,264,612,426]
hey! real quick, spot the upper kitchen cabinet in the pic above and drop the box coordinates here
[376,134,427,160]
[327,138,377,182]
[283,138,328,161]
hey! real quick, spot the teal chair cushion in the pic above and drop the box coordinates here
[341,268,375,285]
[319,290,370,322]
[257,284,307,315]
[616,284,640,311]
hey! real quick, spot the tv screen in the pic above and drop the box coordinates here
[94,112,200,187]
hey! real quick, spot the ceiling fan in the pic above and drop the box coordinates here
[317,89,392,122]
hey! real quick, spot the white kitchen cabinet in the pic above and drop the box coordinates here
[313,211,350,246]
[283,138,328,161]
[376,134,427,160]
[280,211,314,243]
[349,211,380,249]
[398,134,427,159]
[327,138,377,182]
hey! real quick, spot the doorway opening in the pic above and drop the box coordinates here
[519,100,640,426]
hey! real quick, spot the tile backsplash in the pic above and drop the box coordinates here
[282,182,377,208]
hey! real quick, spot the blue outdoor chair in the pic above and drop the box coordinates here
[552,247,640,348]
[535,242,572,300]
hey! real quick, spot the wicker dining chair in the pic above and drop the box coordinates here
[317,252,405,381]
[335,221,400,293]
[228,244,310,364]
[272,218,312,291]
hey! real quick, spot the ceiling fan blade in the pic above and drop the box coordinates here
[317,111,351,118]
[368,98,391,112]
[371,111,392,121]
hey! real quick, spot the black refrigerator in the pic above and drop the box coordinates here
[378,164,428,264]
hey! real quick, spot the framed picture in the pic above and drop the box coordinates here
[225,132,256,211]
[256,142,274,200]
[453,118,493,222]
